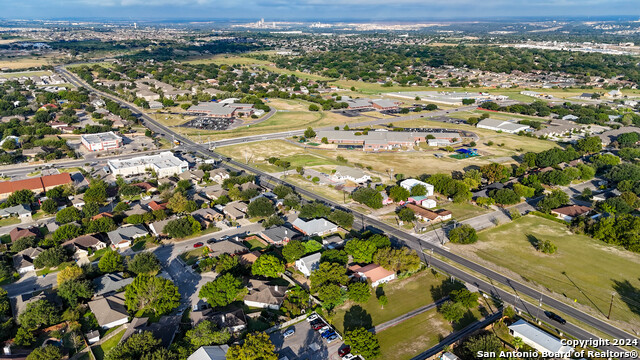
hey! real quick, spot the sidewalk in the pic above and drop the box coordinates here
[370,297,449,333]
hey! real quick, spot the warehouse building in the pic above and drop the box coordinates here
[477,118,530,134]
[108,152,188,178]
[186,102,254,117]
[316,130,460,151]
[81,132,123,151]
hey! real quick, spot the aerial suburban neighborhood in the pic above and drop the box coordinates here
[0,3,639,360]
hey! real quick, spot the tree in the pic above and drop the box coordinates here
[576,136,602,154]
[304,127,316,138]
[262,214,284,228]
[57,265,84,285]
[84,181,107,204]
[308,104,320,111]
[328,210,354,228]
[41,199,58,214]
[512,336,525,351]
[185,320,231,347]
[167,192,189,213]
[535,239,558,254]
[52,224,83,243]
[388,186,410,202]
[26,344,62,360]
[251,254,284,278]
[475,197,495,208]
[480,163,510,183]
[450,289,479,309]
[58,279,93,307]
[310,262,348,290]
[439,300,465,323]
[83,202,100,218]
[0,289,9,317]
[99,250,124,273]
[14,327,35,346]
[513,183,535,198]
[199,273,243,307]
[345,239,378,263]
[351,187,383,209]
[410,184,427,196]
[462,334,503,358]
[247,197,275,218]
[128,252,161,275]
[397,207,415,222]
[5,189,34,206]
[448,224,478,244]
[537,189,570,213]
[489,188,520,205]
[56,206,81,224]
[373,247,421,273]
[33,247,66,269]
[347,282,371,303]
[344,327,381,359]
[316,283,344,308]
[18,299,59,329]
[105,331,161,360]
[125,274,180,316]
[282,240,306,263]
[87,217,116,233]
[11,236,36,252]
[226,332,277,360]
[320,249,348,265]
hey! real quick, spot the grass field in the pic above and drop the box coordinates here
[377,308,453,360]
[93,329,125,360]
[0,70,53,78]
[451,215,640,327]
[329,270,460,334]
[440,202,491,221]
[0,56,53,70]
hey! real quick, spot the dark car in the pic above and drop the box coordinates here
[338,346,351,357]
[545,311,567,324]
[193,242,204,248]
[206,239,216,244]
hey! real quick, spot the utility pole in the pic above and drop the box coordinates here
[535,295,543,321]
[607,293,615,319]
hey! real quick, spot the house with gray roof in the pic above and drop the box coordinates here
[13,247,43,274]
[258,226,301,245]
[207,240,248,258]
[291,218,338,237]
[332,166,371,184]
[243,279,286,310]
[0,204,31,219]
[107,225,149,249]
[187,346,229,360]
[295,252,321,277]
[88,293,129,329]
[93,273,135,297]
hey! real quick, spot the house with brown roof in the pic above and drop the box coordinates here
[88,293,130,329]
[405,204,452,223]
[13,247,44,274]
[9,227,40,243]
[132,182,157,193]
[243,279,286,310]
[223,201,248,220]
[191,208,224,228]
[148,201,167,211]
[348,263,396,287]
[207,240,248,258]
[62,235,107,259]
[551,205,592,221]
[92,212,114,221]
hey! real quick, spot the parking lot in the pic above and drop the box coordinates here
[180,116,237,130]
[271,316,347,360]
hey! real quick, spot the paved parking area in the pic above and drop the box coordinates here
[270,319,346,360]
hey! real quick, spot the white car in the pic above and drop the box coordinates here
[318,326,331,333]
[342,354,356,360]
[306,314,319,322]
[283,328,295,338]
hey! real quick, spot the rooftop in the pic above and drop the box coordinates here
[81,131,122,144]
[108,151,187,171]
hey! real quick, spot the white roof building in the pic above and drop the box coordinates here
[81,132,123,152]
[108,152,188,178]
[477,119,530,134]
[332,166,371,184]
[508,319,574,356]
[400,179,434,196]
[295,252,321,277]
[187,346,229,360]
[291,218,338,236]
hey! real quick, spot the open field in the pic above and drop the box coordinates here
[376,308,453,360]
[329,270,457,334]
[0,70,53,79]
[0,56,54,70]
[450,215,640,328]
[439,202,491,221]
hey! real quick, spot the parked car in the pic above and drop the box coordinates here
[327,334,339,343]
[283,328,295,338]
[342,354,356,360]
[545,311,567,324]
[306,314,319,322]
[338,346,351,357]
[312,323,325,331]
[193,242,204,248]
[321,330,336,338]
[206,239,216,244]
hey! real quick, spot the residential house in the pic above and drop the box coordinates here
[149,218,174,237]
[508,319,574,356]
[243,279,287,310]
[551,205,592,221]
[201,185,228,200]
[332,166,371,184]
[92,273,134,297]
[291,218,338,236]
[258,226,300,246]
[187,346,229,360]
[9,227,39,243]
[62,235,106,260]
[295,252,321,277]
[13,247,43,274]
[88,293,130,329]
[238,182,262,193]
[405,204,452,223]
[223,201,248,220]
[148,201,168,212]
[0,204,32,219]
[132,182,157,193]
[190,308,247,333]
[207,240,248,258]
[407,196,436,208]
[322,235,346,249]
[11,292,61,318]
[400,179,435,196]
[70,194,85,209]
[86,330,100,344]
[348,263,396,287]
[191,208,224,228]
[120,316,181,348]
[210,169,230,183]
[107,225,149,249]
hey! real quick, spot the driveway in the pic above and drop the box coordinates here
[270,320,345,360]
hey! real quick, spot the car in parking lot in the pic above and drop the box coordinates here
[312,323,325,330]
[327,334,339,343]
[283,328,295,338]
[306,314,319,322]
[342,354,356,360]
[338,346,351,357]
[321,330,336,338]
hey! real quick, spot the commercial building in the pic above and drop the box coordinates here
[108,152,188,178]
[291,218,338,236]
[386,91,508,105]
[0,173,73,199]
[477,119,531,134]
[400,179,435,196]
[508,319,574,356]
[186,102,254,117]
[316,130,460,151]
[81,132,123,152]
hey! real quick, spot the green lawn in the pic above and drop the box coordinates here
[440,202,491,221]
[93,329,125,360]
[376,308,453,360]
[452,215,640,327]
[36,261,73,276]
[329,270,462,334]
[180,248,206,265]
[0,217,21,227]
[244,238,267,251]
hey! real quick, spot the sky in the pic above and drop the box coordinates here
[1,0,640,21]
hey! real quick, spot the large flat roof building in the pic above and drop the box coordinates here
[108,151,188,178]
[186,102,254,117]
[0,173,73,199]
[316,130,460,151]
[81,132,123,152]
[477,118,530,134]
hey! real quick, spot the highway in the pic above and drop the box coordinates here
[57,66,640,355]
